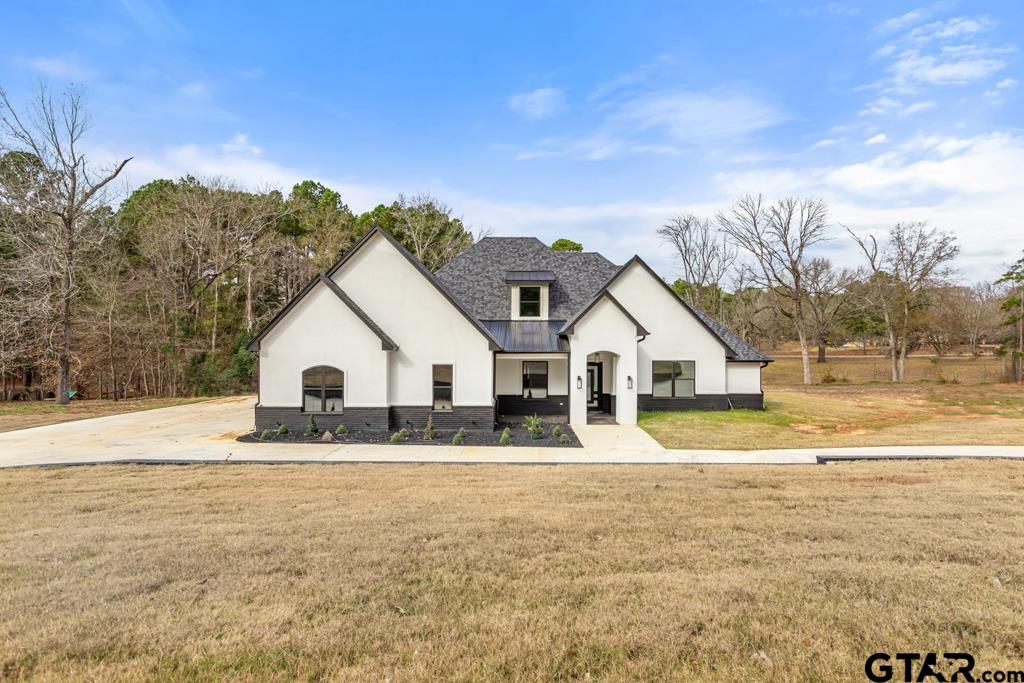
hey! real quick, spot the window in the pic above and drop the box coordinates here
[302,366,344,412]
[652,361,695,398]
[433,364,453,410]
[519,286,541,318]
[522,361,548,399]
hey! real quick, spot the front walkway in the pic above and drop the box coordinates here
[1,397,1023,467]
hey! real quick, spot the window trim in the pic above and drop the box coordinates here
[522,360,549,399]
[301,365,345,414]
[432,363,454,412]
[518,285,542,318]
[651,360,696,399]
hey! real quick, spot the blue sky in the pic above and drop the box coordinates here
[2,0,1021,280]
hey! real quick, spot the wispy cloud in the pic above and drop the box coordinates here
[875,8,927,34]
[513,88,787,161]
[220,133,262,156]
[119,0,186,39]
[507,87,567,120]
[22,55,96,80]
[176,81,209,99]
[865,133,888,145]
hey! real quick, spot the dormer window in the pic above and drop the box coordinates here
[519,286,541,318]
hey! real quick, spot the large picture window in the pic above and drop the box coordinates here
[522,361,548,399]
[652,361,695,398]
[433,364,453,410]
[302,366,344,412]
[519,286,541,318]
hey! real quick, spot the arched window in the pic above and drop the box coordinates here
[302,366,344,412]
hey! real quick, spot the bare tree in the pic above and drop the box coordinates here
[804,258,856,363]
[0,85,130,403]
[848,222,959,381]
[391,193,473,270]
[718,195,830,384]
[658,213,736,316]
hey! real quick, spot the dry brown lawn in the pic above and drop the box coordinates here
[764,354,1007,385]
[640,383,1024,450]
[0,397,209,433]
[2,462,1024,680]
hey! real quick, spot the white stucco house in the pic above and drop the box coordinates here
[247,225,770,432]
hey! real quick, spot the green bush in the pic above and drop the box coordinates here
[423,415,436,440]
[336,424,348,436]
[276,423,289,436]
[389,432,403,444]
[499,427,512,446]
[523,414,543,431]
[530,425,544,440]
[259,429,273,442]
[552,425,563,438]
[558,433,571,445]
[398,427,411,440]
[452,428,466,445]
[305,414,318,437]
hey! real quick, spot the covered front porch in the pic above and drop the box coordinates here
[494,353,569,421]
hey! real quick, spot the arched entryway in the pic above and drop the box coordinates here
[585,351,619,424]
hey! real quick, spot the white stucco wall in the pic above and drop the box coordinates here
[568,297,638,425]
[495,355,568,395]
[608,262,729,395]
[727,362,763,394]
[258,280,389,407]
[332,233,494,406]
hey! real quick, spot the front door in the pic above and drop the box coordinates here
[586,363,601,409]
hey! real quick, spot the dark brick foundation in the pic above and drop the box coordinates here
[495,394,568,416]
[637,393,764,411]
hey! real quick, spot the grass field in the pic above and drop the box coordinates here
[640,383,1024,450]
[0,397,208,433]
[2,462,1023,680]
[639,355,1024,450]
[764,353,1008,385]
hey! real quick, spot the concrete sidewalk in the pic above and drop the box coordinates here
[2,396,1023,467]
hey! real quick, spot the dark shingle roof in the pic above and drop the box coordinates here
[436,237,770,362]
[505,270,557,283]
[482,320,569,352]
[436,237,620,320]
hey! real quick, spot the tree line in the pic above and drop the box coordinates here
[1,85,1021,401]
[659,198,1023,384]
[0,86,475,401]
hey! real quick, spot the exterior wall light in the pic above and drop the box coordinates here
[577,375,583,390]
[627,375,633,390]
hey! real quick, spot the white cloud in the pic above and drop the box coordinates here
[865,133,888,145]
[908,16,996,42]
[875,9,926,34]
[23,56,96,80]
[903,101,935,114]
[811,138,839,149]
[888,47,1008,86]
[220,133,262,156]
[712,132,1024,278]
[514,88,787,161]
[996,78,1017,89]
[860,96,901,115]
[176,81,209,98]
[507,87,567,120]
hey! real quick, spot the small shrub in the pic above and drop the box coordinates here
[820,368,848,385]
[523,414,543,431]
[336,424,348,436]
[398,427,411,440]
[552,425,563,438]
[558,433,571,445]
[499,427,512,446]
[423,415,436,440]
[259,429,273,442]
[276,423,289,436]
[389,432,403,444]
[530,425,544,440]
[305,415,318,437]
[452,430,464,445]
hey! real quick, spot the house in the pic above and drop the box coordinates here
[247,225,770,432]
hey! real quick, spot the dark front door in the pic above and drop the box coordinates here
[587,362,601,409]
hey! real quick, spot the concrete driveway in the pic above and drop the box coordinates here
[1,397,1022,467]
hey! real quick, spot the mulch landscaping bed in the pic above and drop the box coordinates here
[237,420,582,448]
